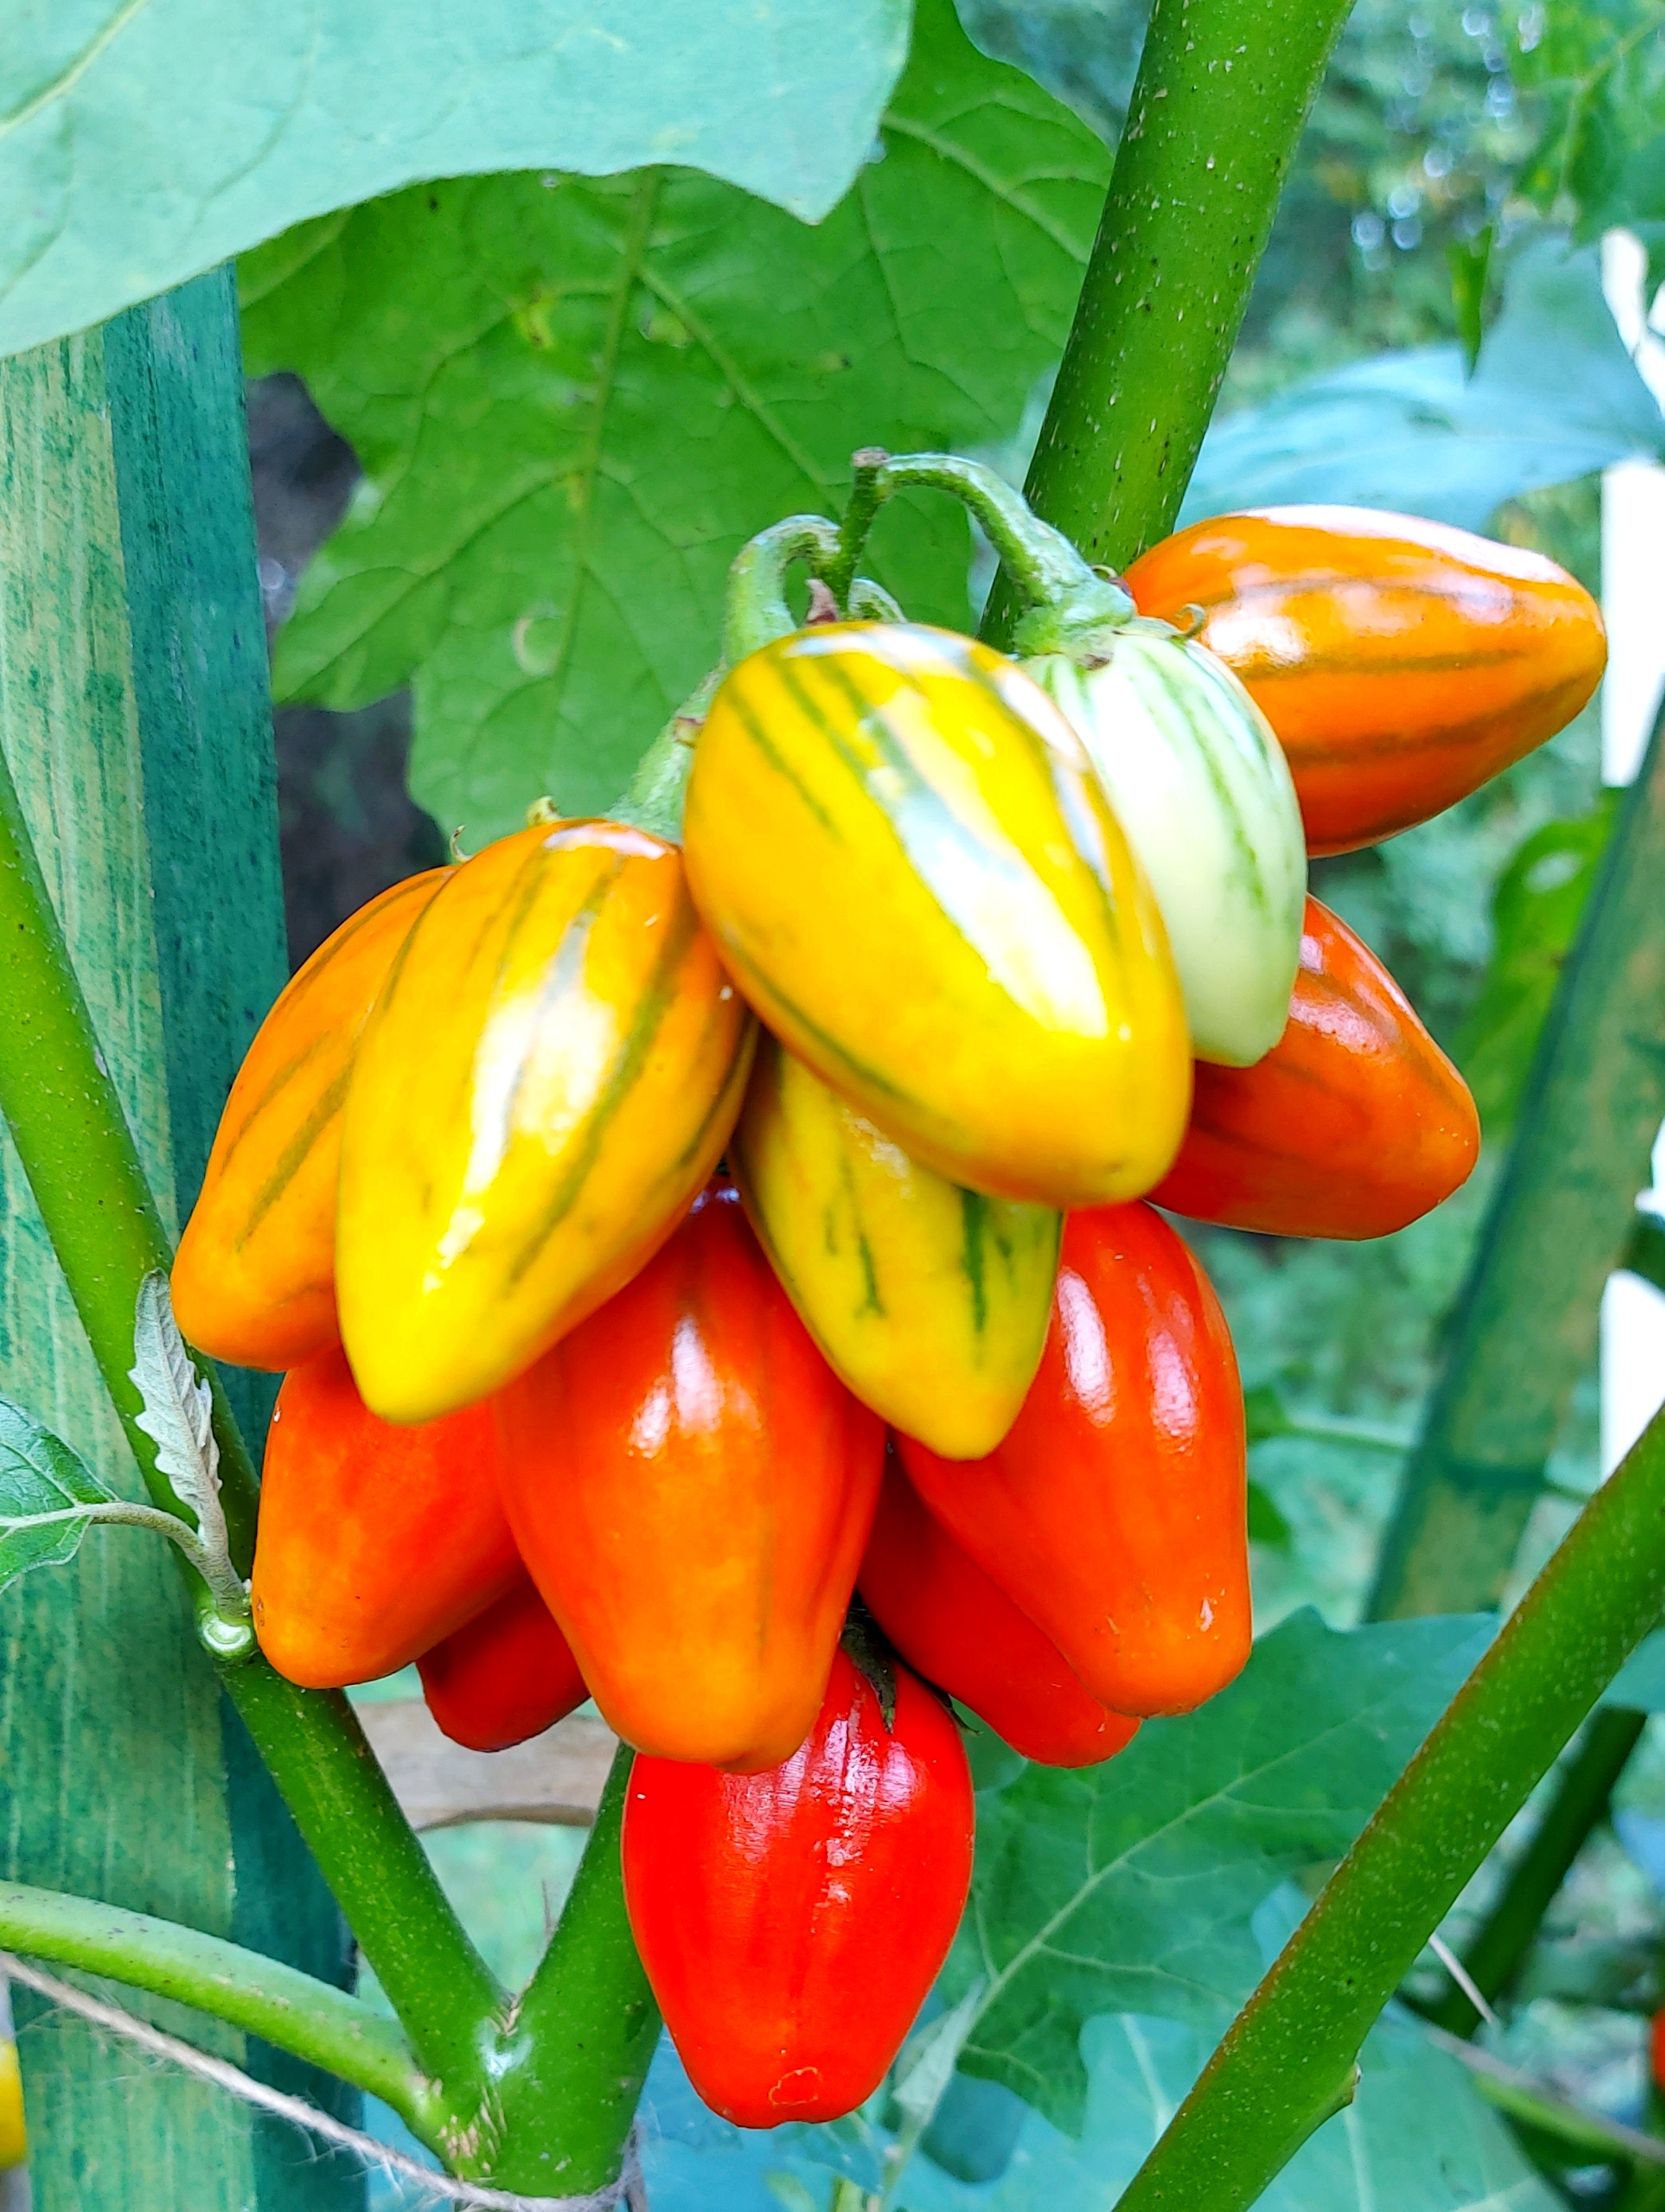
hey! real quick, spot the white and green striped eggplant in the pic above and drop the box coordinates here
[1025,626,1307,1068]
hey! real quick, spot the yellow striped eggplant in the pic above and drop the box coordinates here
[1027,627,1307,1067]
[171,868,451,1369]
[732,1035,1061,1458]
[337,819,753,1424]
[682,622,1191,1209]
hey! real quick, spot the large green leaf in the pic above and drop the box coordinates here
[0,1,912,363]
[0,1397,115,1587]
[949,1607,1493,2133]
[242,0,1111,844]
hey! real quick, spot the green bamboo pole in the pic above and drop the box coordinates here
[1115,1400,1665,2212]
[1369,714,1665,1619]
[0,276,503,2154]
[0,272,365,2211]
[984,0,1353,645]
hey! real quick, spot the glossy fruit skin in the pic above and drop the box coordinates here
[338,819,754,1424]
[622,1646,973,2129]
[416,1574,588,1752]
[1154,896,1480,1240]
[898,1203,1249,1717]
[683,622,1190,1209]
[1027,628,1305,1066]
[498,1184,884,1770]
[732,1035,1060,1457]
[252,1344,521,1689]
[860,1454,1138,1766]
[172,869,449,1370]
[1126,506,1606,855]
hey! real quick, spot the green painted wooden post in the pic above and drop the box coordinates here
[0,272,362,2210]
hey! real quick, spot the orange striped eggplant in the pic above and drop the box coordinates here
[898,1203,1250,1717]
[859,1453,1138,1767]
[683,622,1190,1209]
[337,820,754,1423]
[171,869,449,1369]
[252,1344,522,1688]
[1154,896,1480,1239]
[498,1183,885,1771]
[1126,506,1606,854]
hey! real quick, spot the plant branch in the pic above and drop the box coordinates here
[1424,1705,1648,2035]
[0,1880,435,2139]
[490,1745,661,2194]
[1115,1398,1665,2212]
[984,0,1354,644]
[0,733,502,2115]
[1370,713,1665,1619]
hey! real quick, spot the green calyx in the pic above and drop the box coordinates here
[610,514,904,844]
[832,449,1138,659]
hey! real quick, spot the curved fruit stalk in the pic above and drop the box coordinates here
[1125,506,1607,855]
[251,1344,521,1689]
[497,1184,884,1770]
[337,818,754,1423]
[416,1575,587,1752]
[731,1035,1060,1457]
[859,1452,1138,1766]
[1025,630,1306,1066]
[622,1644,973,2128]
[683,621,1190,1208]
[897,1203,1250,1717]
[172,868,450,1369]
[1153,896,1480,1239]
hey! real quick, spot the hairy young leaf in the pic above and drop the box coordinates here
[242,0,1110,845]
[0,0,912,362]
[0,1398,115,1587]
[1182,239,1663,531]
[129,1273,228,1565]
[949,1606,1494,2133]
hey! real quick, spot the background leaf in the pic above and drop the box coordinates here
[1456,793,1619,1134]
[1180,237,1664,530]
[0,1398,114,1587]
[949,1607,1494,2131]
[240,0,1111,844]
[0,0,912,363]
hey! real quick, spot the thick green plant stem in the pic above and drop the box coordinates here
[990,0,1353,618]
[1115,1400,1665,2212]
[1370,716,1665,1619]
[491,1745,661,2194]
[0,1880,433,2138]
[0,720,500,2110]
[1426,1705,1647,2035]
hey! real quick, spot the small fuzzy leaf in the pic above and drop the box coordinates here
[0,1399,115,1588]
[129,1273,226,1557]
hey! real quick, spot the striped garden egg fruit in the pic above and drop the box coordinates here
[732,1033,1061,1457]
[336,818,754,1424]
[1126,506,1607,854]
[1024,625,1307,1068]
[682,622,1191,1210]
[172,867,452,1369]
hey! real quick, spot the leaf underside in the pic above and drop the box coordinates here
[0,0,912,359]
[0,1397,113,1585]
